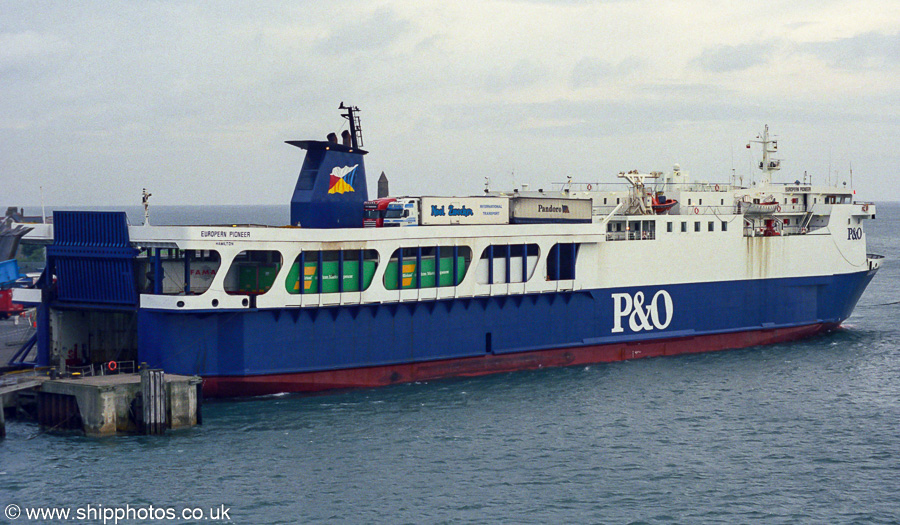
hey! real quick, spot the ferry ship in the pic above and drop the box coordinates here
[12,106,882,397]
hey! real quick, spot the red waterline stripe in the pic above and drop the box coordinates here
[202,323,838,397]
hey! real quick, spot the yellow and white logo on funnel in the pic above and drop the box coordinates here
[328,164,358,194]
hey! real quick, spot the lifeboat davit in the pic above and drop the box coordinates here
[741,195,779,214]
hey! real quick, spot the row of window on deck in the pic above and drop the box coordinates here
[138,243,579,296]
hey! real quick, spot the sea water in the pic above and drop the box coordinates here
[1,203,898,524]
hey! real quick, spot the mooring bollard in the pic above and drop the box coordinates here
[140,369,166,435]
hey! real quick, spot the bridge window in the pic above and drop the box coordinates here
[628,220,655,240]
[138,249,221,295]
[286,249,378,294]
[476,244,539,284]
[547,243,579,280]
[224,250,282,295]
[383,246,471,290]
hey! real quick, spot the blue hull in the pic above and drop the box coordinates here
[137,270,875,380]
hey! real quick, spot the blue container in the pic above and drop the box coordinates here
[0,259,22,288]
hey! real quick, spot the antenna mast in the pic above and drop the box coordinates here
[142,188,152,226]
[339,102,364,149]
[40,186,46,224]
[748,124,780,186]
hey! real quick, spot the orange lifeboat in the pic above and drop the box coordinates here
[651,193,677,214]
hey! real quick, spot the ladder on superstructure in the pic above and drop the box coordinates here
[339,102,364,149]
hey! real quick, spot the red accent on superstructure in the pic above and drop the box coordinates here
[363,197,396,228]
[651,194,677,214]
[201,323,838,397]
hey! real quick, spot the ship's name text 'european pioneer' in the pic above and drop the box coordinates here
[200,230,251,238]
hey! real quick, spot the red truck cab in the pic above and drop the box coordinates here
[363,198,396,228]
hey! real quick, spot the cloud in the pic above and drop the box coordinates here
[696,32,900,75]
[2,1,899,204]
[435,91,899,141]
[480,59,546,93]
[635,83,730,99]
[569,57,642,89]
[694,42,777,73]
[0,31,68,72]
[801,31,900,70]
[314,8,411,55]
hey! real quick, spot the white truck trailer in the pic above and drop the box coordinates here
[382,197,510,226]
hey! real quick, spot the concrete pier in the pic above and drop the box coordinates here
[0,376,45,438]
[39,373,201,436]
[2,371,201,437]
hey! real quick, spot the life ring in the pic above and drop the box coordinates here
[714,184,720,191]
[862,204,869,212]
[693,207,700,215]
[776,205,782,212]
[108,361,117,372]
[586,184,592,191]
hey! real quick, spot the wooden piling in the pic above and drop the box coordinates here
[141,369,166,435]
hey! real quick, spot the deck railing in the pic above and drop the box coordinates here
[67,360,139,377]
[606,231,657,241]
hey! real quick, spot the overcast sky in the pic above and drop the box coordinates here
[2,1,898,208]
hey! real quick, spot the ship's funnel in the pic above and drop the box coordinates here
[287,140,368,228]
